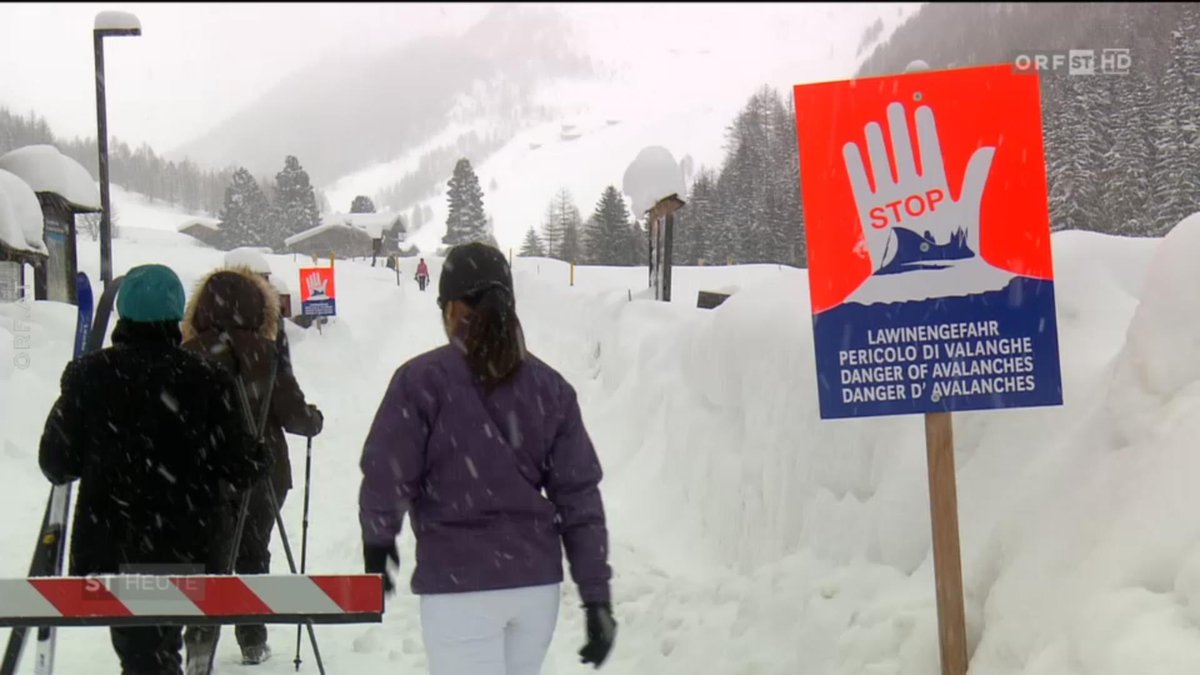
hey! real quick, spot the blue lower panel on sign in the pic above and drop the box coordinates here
[812,276,1063,419]
[302,299,336,317]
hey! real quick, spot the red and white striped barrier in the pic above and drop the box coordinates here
[0,575,384,627]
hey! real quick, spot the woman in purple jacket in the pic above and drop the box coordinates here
[359,242,616,674]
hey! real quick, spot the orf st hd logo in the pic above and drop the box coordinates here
[1013,48,1131,76]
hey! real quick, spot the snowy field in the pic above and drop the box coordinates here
[6,199,1200,673]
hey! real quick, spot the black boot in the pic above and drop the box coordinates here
[241,643,272,665]
[183,626,218,675]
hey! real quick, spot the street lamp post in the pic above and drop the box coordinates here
[94,11,141,288]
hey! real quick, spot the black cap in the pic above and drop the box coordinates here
[438,242,513,307]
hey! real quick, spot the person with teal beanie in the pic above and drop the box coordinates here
[39,264,269,675]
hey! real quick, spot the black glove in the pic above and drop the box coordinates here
[579,603,616,668]
[248,438,274,480]
[363,542,400,595]
[307,405,324,435]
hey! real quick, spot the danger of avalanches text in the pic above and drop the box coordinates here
[836,320,1037,404]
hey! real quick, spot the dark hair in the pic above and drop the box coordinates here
[450,285,525,390]
[438,242,524,390]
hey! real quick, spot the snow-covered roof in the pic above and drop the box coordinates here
[0,168,48,256]
[95,11,141,32]
[284,223,373,248]
[0,146,100,212]
[175,217,221,232]
[320,212,402,240]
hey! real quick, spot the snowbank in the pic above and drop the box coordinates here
[1105,212,1200,439]
[513,226,1168,673]
[0,169,46,255]
[0,145,99,212]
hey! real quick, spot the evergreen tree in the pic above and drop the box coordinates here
[350,195,377,214]
[1047,76,1105,232]
[773,94,806,265]
[677,168,719,264]
[519,227,546,256]
[562,210,584,264]
[541,202,564,259]
[443,158,492,246]
[712,108,759,264]
[382,216,406,254]
[627,219,648,266]
[219,168,271,249]
[586,186,634,265]
[541,188,583,262]
[1099,73,1155,235]
[0,106,235,218]
[711,166,742,265]
[274,155,321,246]
[410,205,424,231]
[678,87,806,267]
[717,87,801,264]
[1149,18,1200,234]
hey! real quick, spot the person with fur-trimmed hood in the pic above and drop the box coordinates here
[179,264,324,670]
[39,264,268,675]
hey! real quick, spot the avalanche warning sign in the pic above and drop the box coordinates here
[793,64,1063,420]
[299,267,336,317]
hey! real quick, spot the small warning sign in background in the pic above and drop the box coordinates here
[299,267,336,317]
[793,64,1063,420]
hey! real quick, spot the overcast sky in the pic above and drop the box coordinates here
[0,3,903,155]
[0,3,491,151]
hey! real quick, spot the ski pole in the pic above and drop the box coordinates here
[265,479,326,675]
[202,336,281,675]
[294,435,314,672]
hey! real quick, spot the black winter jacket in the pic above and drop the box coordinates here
[38,320,268,575]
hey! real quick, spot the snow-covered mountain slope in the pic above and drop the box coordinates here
[323,3,924,253]
[99,185,218,246]
[170,4,591,186]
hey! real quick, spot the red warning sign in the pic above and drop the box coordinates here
[793,64,1061,419]
[795,63,1054,314]
[299,267,336,317]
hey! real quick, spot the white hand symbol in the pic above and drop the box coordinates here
[307,272,328,297]
[842,101,995,273]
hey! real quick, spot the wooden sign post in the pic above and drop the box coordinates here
[925,411,967,674]
[793,62,1063,675]
[916,57,965,675]
[645,193,685,303]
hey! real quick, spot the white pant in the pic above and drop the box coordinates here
[420,583,561,675]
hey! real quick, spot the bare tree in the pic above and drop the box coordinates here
[79,206,119,241]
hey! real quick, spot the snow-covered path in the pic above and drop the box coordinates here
[3,242,836,675]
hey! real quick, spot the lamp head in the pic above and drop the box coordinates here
[95,11,141,36]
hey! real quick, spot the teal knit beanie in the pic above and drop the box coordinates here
[117,264,186,323]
